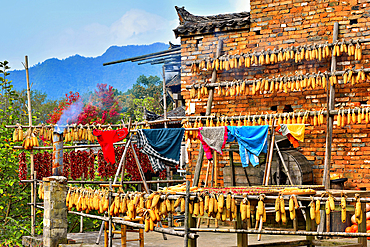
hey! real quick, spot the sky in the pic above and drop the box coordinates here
[1,0,250,70]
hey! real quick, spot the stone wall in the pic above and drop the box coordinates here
[180,0,370,188]
[43,177,68,247]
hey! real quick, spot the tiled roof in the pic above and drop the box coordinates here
[157,106,185,120]
[166,74,181,87]
[173,6,250,38]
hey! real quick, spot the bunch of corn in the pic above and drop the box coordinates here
[63,124,98,143]
[22,128,39,149]
[12,124,24,142]
[289,195,299,220]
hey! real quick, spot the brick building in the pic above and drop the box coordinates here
[173,1,370,189]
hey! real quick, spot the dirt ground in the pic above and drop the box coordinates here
[64,229,365,247]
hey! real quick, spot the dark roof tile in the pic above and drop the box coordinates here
[173,6,250,37]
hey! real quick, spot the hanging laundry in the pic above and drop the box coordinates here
[136,128,185,172]
[197,126,228,160]
[93,128,129,164]
[275,124,305,148]
[227,126,269,167]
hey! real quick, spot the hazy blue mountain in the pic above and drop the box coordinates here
[8,42,168,99]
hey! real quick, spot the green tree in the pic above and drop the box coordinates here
[11,89,62,125]
[118,75,164,122]
[0,61,34,245]
[125,75,162,99]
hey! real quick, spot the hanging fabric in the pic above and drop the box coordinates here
[227,126,269,167]
[93,128,128,164]
[275,124,305,148]
[136,128,185,172]
[197,126,228,160]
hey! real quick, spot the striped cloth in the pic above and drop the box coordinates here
[136,129,180,172]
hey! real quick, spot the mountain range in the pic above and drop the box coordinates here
[8,42,169,99]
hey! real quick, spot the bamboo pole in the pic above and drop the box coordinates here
[113,118,132,184]
[192,39,223,187]
[185,227,370,237]
[323,22,338,190]
[131,142,149,193]
[184,180,190,247]
[24,56,36,236]
[108,179,112,247]
[213,151,217,187]
[162,65,168,128]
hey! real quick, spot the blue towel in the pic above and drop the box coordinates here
[142,128,185,162]
[227,126,269,167]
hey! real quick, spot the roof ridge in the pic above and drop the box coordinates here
[175,6,249,24]
[174,6,250,37]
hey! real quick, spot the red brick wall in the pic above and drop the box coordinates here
[180,0,370,189]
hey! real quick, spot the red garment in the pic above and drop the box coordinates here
[93,128,128,164]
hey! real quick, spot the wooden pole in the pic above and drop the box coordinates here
[113,118,132,184]
[24,56,36,236]
[358,202,366,246]
[131,142,150,193]
[230,151,235,186]
[323,22,338,190]
[204,160,211,187]
[162,65,167,128]
[264,123,276,186]
[213,151,217,187]
[192,40,222,187]
[108,179,113,247]
[184,180,190,247]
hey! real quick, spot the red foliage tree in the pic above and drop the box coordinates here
[47,92,80,124]
[77,83,121,124]
[46,84,121,125]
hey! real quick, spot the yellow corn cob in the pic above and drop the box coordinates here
[315,210,321,225]
[226,194,231,210]
[276,210,281,223]
[192,201,199,216]
[281,212,287,224]
[289,197,294,212]
[325,200,330,215]
[310,201,316,220]
[280,196,285,213]
[180,197,185,213]
[200,200,204,216]
[290,208,296,220]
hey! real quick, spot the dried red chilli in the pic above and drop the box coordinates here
[43,152,52,177]
[62,151,70,179]
[69,151,78,180]
[97,149,107,179]
[18,152,27,183]
[119,145,156,181]
[34,152,42,179]
[80,150,88,179]
[88,150,96,180]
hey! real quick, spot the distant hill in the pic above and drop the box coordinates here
[8,42,169,99]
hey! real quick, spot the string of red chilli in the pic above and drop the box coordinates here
[18,152,27,184]
[19,146,166,182]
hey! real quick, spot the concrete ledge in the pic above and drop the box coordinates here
[22,235,43,247]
